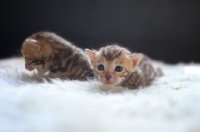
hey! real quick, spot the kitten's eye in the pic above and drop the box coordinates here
[115,66,123,72]
[97,64,104,71]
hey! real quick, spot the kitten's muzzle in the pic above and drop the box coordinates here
[26,65,34,71]
[105,75,112,80]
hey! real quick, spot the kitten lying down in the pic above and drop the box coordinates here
[86,45,162,89]
[21,31,94,80]
[21,32,162,89]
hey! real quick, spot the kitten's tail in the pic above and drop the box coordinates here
[156,67,164,77]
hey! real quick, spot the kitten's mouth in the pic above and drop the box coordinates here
[103,79,118,85]
[104,81,115,84]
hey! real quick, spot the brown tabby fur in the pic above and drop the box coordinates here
[21,31,94,80]
[86,44,162,89]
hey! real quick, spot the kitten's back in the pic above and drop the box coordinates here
[28,32,72,49]
[121,54,162,89]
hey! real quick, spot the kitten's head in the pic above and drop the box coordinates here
[21,38,53,74]
[86,45,142,85]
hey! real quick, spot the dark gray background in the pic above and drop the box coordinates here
[1,0,200,63]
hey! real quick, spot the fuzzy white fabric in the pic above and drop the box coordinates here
[0,57,200,132]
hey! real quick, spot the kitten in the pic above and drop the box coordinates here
[86,44,162,89]
[21,31,94,80]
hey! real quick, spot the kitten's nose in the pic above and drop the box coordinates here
[105,75,112,80]
[26,65,34,71]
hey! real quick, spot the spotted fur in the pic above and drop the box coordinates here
[86,44,162,89]
[21,31,94,80]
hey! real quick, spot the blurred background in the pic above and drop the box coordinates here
[0,0,199,63]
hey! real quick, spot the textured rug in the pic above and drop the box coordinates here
[0,57,200,132]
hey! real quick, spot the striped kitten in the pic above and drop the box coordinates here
[86,45,162,89]
[21,31,94,80]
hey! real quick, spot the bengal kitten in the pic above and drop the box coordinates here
[86,45,162,89]
[21,31,94,80]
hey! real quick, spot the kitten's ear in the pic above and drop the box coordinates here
[85,49,96,61]
[26,39,38,43]
[25,39,40,51]
[130,53,143,67]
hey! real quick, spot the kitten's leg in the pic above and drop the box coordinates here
[36,65,48,75]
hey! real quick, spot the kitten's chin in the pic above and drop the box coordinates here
[104,82,118,86]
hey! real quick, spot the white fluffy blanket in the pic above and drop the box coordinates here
[0,57,200,132]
